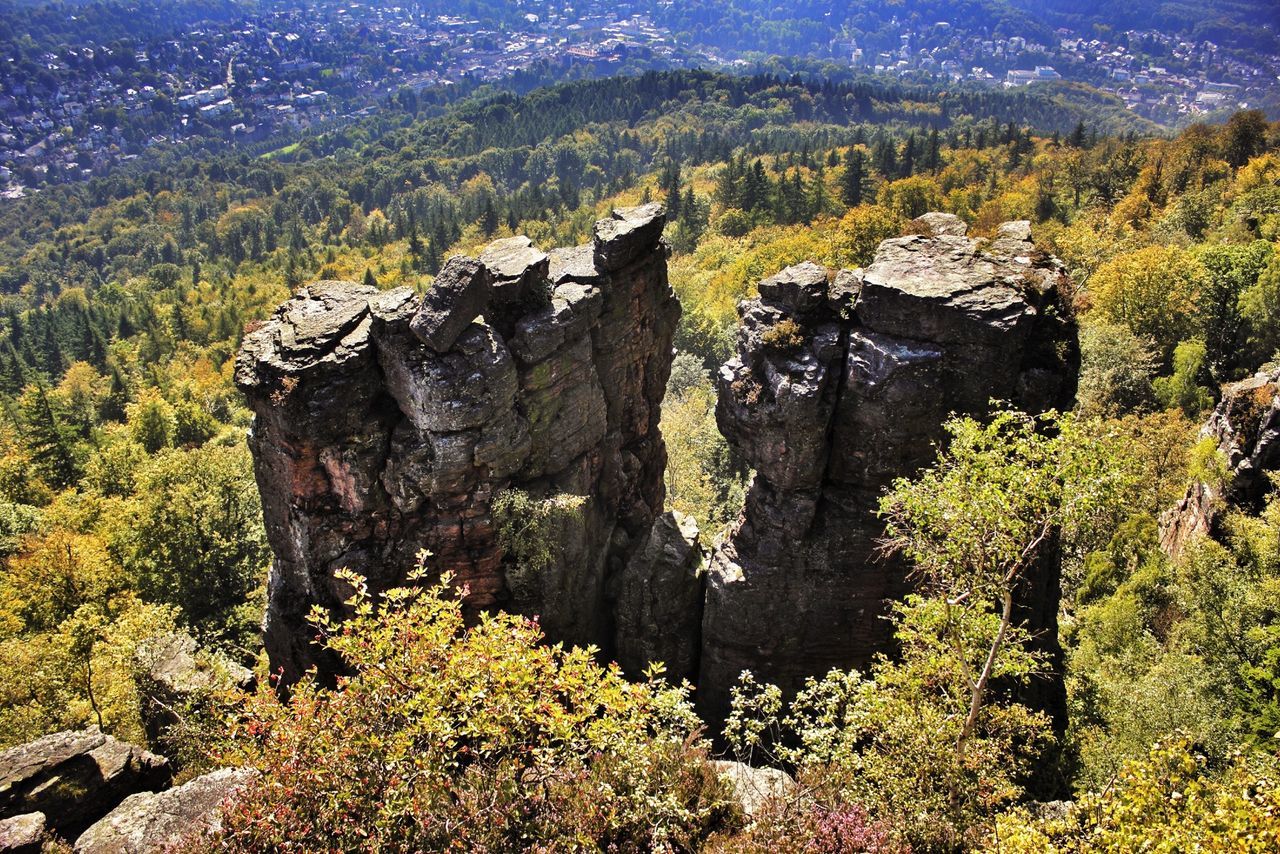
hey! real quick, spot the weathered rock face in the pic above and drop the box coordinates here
[237,205,679,682]
[698,214,1079,725]
[0,730,171,839]
[241,209,1078,730]
[134,632,253,750]
[73,767,256,854]
[0,813,44,854]
[610,510,703,683]
[1160,368,1280,559]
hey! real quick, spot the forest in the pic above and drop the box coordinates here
[1,65,1280,849]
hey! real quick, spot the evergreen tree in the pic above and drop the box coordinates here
[901,132,916,178]
[841,149,867,208]
[406,209,424,267]
[22,381,78,489]
[481,197,499,237]
[873,137,897,181]
[926,129,941,173]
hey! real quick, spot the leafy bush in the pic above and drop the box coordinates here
[994,736,1280,852]
[713,799,907,853]
[761,319,804,352]
[204,563,737,851]
[726,599,1053,851]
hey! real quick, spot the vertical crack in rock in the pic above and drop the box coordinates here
[697,214,1080,728]
[240,209,1079,726]
[237,205,679,685]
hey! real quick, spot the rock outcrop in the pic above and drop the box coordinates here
[134,632,253,749]
[237,205,679,682]
[697,214,1078,725]
[0,813,44,854]
[0,730,170,839]
[1160,368,1280,559]
[74,767,256,853]
[240,210,1079,728]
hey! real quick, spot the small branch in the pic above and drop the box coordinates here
[957,590,1013,756]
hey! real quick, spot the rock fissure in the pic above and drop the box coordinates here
[239,210,1078,727]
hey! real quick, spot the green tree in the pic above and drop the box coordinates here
[119,444,269,648]
[1240,251,1280,365]
[1089,246,1208,361]
[878,409,1133,756]
[1153,338,1214,417]
[19,381,79,489]
[839,148,870,208]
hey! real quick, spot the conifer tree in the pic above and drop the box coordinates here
[841,149,866,208]
[22,381,78,489]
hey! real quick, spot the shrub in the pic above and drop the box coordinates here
[994,736,1280,852]
[761,318,804,352]
[203,563,737,851]
[714,798,907,853]
[726,601,1053,851]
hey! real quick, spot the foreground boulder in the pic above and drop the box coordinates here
[698,215,1079,725]
[0,731,170,839]
[0,813,44,853]
[237,206,679,683]
[74,767,255,853]
[1160,367,1280,559]
[711,761,796,819]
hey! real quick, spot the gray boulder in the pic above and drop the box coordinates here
[756,261,829,318]
[711,761,795,819]
[74,767,256,853]
[0,730,170,838]
[592,204,666,271]
[410,256,491,353]
[0,813,44,853]
[135,632,252,749]
[911,211,969,237]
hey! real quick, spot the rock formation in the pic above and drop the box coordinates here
[697,215,1079,724]
[0,813,44,854]
[0,730,170,839]
[134,632,253,749]
[74,767,256,853]
[237,204,681,683]
[1160,367,1280,559]
[239,209,1078,727]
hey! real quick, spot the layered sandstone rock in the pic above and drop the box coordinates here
[1160,368,1280,559]
[0,730,170,839]
[697,214,1079,725]
[240,210,1078,729]
[74,767,256,853]
[237,205,679,682]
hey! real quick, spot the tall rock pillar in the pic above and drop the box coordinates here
[236,205,681,684]
[697,216,1079,725]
